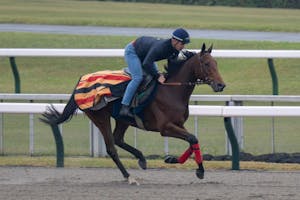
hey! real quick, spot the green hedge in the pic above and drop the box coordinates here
[98,0,300,9]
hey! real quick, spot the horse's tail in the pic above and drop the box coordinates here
[40,92,78,125]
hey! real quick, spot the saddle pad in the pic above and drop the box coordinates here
[74,70,131,110]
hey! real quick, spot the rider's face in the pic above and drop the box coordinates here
[172,39,185,51]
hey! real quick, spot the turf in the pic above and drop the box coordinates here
[0,33,299,157]
[0,0,299,158]
[0,0,299,32]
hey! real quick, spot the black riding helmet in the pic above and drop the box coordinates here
[172,28,190,44]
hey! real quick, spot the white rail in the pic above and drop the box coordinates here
[1,102,300,116]
[0,48,300,58]
[189,105,300,117]
[1,93,300,102]
[1,102,300,157]
[0,103,67,113]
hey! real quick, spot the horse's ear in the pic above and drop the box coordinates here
[200,43,206,55]
[207,44,213,53]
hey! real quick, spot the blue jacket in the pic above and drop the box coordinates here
[133,36,179,77]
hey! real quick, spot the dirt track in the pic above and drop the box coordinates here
[0,167,299,200]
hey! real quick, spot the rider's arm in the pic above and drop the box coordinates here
[142,48,160,78]
[143,51,166,83]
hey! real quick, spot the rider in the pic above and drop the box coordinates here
[119,28,191,118]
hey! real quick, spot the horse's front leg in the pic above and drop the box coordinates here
[161,123,204,179]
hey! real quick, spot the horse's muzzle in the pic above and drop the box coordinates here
[212,83,226,92]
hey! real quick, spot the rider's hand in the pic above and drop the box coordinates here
[157,74,166,83]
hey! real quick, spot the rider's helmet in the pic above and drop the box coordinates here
[172,28,190,44]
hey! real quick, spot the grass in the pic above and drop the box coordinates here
[0,1,300,161]
[0,0,300,32]
[0,156,299,171]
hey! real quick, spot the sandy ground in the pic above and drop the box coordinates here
[0,167,299,200]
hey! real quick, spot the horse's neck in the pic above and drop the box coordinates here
[166,60,195,104]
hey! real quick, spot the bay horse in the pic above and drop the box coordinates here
[40,43,225,185]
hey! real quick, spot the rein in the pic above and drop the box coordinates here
[161,78,211,86]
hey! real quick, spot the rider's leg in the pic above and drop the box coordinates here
[120,43,143,117]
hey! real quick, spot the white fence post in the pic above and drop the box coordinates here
[271,101,276,153]
[29,113,34,155]
[134,128,138,148]
[164,137,169,155]
[0,113,3,155]
[90,122,107,157]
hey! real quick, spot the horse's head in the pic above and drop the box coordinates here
[194,43,225,92]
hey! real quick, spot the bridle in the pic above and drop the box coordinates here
[161,78,211,86]
[162,53,213,86]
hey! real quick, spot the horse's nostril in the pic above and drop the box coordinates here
[218,83,225,90]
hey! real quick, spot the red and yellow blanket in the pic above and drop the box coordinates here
[74,70,131,110]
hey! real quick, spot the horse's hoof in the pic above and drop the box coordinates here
[196,164,205,179]
[164,155,179,164]
[138,159,147,170]
[196,169,204,179]
[127,176,140,186]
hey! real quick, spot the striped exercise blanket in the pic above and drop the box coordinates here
[74,70,131,110]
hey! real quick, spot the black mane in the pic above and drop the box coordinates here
[164,51,195,79]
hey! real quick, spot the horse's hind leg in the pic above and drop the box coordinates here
[113,120,147,169]
[85,110,132,180]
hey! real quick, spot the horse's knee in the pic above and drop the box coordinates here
[159,122,175,136]
[187,134,198,145]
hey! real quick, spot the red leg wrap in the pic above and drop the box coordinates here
[177,147,193,164]
[192,143,203,164]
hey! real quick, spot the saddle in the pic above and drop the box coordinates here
[74,69,157,128]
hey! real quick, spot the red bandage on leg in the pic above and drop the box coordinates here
[177,147,193,164]
[192,143,203,164]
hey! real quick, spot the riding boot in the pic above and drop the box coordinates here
[119,105,134,118]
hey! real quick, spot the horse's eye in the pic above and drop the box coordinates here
[204,63,209,67]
